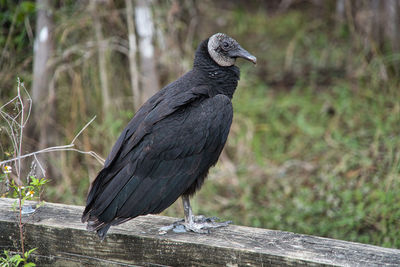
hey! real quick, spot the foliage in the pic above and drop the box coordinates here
[7,176,48,208]
[0,0,36,96]
[0,248,36,267]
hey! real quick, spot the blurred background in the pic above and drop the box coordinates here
[1,0,399,248]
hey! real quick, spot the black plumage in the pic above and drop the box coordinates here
[82,33,256,239]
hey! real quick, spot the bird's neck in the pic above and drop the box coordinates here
[193,39,240,99]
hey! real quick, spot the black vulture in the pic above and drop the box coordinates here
[82,33,256,239]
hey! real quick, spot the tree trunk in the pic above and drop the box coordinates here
[28,0,57,178]
[384,0,399,73]
[335,0,345,23]
[31,0,56,149]
[90,0,110,115]
[370,0,382,47]
[135,0,159,104]
[125,0,141,111]
[342,0,399,75]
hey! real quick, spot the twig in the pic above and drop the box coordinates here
[0,95,19,109]
[61,148,105,165]
[20,81,32,127]
[33,154,46,177]
[0,110,18,157]
[70,115,96,144]
[0,79,32,183]
[0,143,105,166]
[17,78,24,182]
[1,116,104,167]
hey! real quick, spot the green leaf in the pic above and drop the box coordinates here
[24,248,37,258]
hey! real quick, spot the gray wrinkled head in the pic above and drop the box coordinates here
[207,33,256,67]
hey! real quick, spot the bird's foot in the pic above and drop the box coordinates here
[158,216,232,235]
[184,215,232,234]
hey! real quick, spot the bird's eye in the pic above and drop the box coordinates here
[222,41,230,49]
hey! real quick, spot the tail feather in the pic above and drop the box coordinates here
[85,214,132,240]
[85,217,111,240]
[97,224,111,240]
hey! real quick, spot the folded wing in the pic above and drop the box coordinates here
[82,88,233,238]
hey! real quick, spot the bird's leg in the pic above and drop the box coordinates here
[182,194,194,225]
[181,195,232,234]
[181,195,208,234]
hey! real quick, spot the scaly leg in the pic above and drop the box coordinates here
[182,195,208,233]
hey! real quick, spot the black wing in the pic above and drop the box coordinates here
[83,84,209,207]
[82,88,232,237]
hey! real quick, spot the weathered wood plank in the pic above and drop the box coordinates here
[0,198,399,266]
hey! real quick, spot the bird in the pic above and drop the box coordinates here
[81,33,256,239]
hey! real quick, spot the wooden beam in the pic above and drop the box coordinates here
[0,198,399,266]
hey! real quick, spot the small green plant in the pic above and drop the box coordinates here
[0,248,37,267]
[7,176,49,209]
[0,165,45,266]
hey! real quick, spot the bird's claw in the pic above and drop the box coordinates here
[158,216,232,235]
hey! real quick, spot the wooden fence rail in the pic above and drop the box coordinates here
[0,198,399,266]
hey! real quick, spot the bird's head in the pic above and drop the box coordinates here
[207,33,257,67]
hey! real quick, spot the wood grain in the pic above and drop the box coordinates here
[0,198,399,266]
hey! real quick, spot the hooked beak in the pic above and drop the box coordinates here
[229,45,257,64]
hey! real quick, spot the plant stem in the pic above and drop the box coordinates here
[18,194,24,255]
